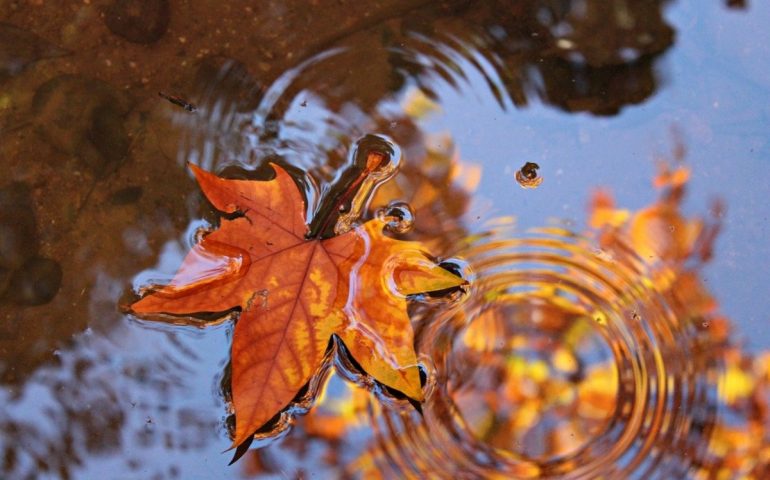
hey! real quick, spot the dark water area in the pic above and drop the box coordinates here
[1,0,769,478]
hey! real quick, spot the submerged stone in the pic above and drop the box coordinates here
[104,0,171,44]
[0,22,68,82]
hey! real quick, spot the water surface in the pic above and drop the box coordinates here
[1,1,769,478]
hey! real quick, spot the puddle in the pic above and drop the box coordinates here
[1,0,769,478]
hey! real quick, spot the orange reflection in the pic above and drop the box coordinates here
[248,151,769,478]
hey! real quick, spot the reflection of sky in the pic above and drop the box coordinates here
[1,265,233,478]
[74,316,233,478]
[417,0,770,352]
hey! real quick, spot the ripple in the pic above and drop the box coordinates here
[372,221,722,478]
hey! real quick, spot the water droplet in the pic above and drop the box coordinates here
[375,201,415,234]
[515,162,543,189]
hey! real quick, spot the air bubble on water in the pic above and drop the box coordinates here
[375,201,415,234]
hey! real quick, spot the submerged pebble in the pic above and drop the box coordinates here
[0,182,38,271]
[104,0,171,44]
[32,75,131,177]
[6,256,63,306]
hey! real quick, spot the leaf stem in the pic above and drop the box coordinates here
[307,151,384,239]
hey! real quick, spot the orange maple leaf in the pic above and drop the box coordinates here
[130,162,465,449]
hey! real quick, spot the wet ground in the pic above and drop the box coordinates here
[1,0,769,478]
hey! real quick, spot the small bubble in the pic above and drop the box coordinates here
[701,322,709,328]
[515,162,543,189]
[376,201,415,234]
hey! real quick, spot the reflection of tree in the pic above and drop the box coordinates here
[170,0,688,175]
[261,0,677,119]
[585,155,769,478]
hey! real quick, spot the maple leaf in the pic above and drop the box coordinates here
[130,162,465,448]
